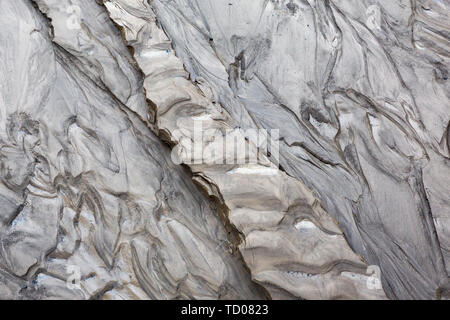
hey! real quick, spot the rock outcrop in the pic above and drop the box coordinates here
[0,0,448,300]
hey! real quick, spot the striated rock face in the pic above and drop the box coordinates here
[140,0,450,299]
[0,0,448,300]
[0,0,264,300]
[102,0,387,300]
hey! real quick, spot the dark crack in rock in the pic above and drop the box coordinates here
[0,0,265,300]
[144,0,450,300]
[0,0,448,300]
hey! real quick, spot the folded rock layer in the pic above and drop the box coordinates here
[0,0,448,300]
[143,0,450,299]
[0,0,265,299]
[102,0,387,300]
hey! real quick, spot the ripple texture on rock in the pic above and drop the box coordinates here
[0,0,448,300]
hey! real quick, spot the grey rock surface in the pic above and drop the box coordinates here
[0,0,264,299]
[0,0,448,300]
[103,0,387,300]
[145,0,450,299]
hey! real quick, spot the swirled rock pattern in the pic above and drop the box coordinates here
[103,0,387,300]
[0,0,264,300]
[143,0,450,299]
[0,0,448,300]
